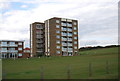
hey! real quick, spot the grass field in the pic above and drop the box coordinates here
[2,47,118,79]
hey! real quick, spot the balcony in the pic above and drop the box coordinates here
[36,41,43,43]
[68,39,72,41]
[68,48,73,52]
[67,23,72,27]
[8,44,18,47]
[61,23,67,26]
[36,27,43,29]
[1,50,7,52]
[67,19,72,22]
[62,43,67,46]
[62,38,67,41]
[61,34,67,36]
[0,44,7,47]
[61,18,66,21]
[62,48,67,51]
[68,34,72,37]
[36,45,44,48]
[36,50,43,52]
[0,44,18,47]
[36,32,43,35]
[61,29,67,31]
[67,29,72,32]
[36,35,43,38]
[8,50,18,53]
[68,44,72,46]
[36,25,43,29]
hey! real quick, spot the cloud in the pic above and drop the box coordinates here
[0,0,118,48]
[21,5,28,8]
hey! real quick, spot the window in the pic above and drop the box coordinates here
[18,42,22,45]
[56,30,60,34]
[74,27,77,30]
[18,48,22,50]
[73,22,77,25]
[74,46,77,49]
[56,46,60,49]
[56,20,60,23]
[56,51,60,54]
[56,35,60,39]
[56,40,60,44]
[56,25,60,28]
[74,41,77,44]
[74,37,77,39]
[74,32,77,35]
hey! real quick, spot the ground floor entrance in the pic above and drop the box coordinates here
[0,53,18,59]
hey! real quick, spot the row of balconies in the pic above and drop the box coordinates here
[0,50,18,52]
[62,48,73,52]
[61,23,72,27]
[61,18,72,22]
[62,38,72,41]
[61,28,72,32]
[36,35,43,38]
[0,44,18,47]
[36,32,44,35]
[61,34,72,36]
[62,43,72,46]
[36,45,44,48]
[36,40,44,43]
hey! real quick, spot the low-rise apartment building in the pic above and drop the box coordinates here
[0,40,24,58]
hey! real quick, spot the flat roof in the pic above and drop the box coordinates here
[0,40,25,42]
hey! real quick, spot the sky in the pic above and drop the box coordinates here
[0,0,119,48]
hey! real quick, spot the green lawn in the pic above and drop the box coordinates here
[2,47,118,79]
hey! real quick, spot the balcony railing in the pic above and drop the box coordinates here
[62,48,67,51]
[68,44,72,46]
[0,44,7,47]
[67,29,72,32]
[62,43,67,46]
[68,35,72,37]
[36,45,44,48]
[8,44,18,47]
[68,39,72,41]
[61,23,67,26]
[1,50,7,52]
[36,35,43,38]
[62,38,67,41]
[36,50,44,52]
[8,50,18,52]
[61,34,67,36]
[67,19,72,22]
[61,29,67,31]
[67,23,72,27]
[36,41,43,43]
[68,48,73,52]
[0,44,18,47]
[61,18,66,21]
[36,32,43,35]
